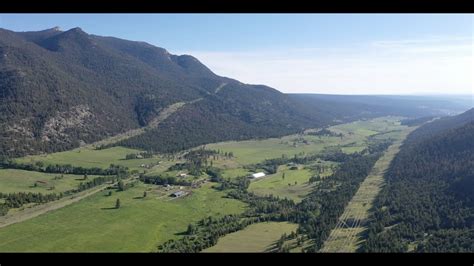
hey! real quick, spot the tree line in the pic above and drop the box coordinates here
[1,160,129,176]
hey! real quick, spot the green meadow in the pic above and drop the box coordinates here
[248,166,315,203]
[15,146,160,171]
[0,182,246,252]
[0,169,98,194]
[206,117,404,166]
[206,135,345,165]
[203,222,298,252]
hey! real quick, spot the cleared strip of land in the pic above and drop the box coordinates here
[87,101,187,148]
[214,82,227,93]
[320,127,414,252]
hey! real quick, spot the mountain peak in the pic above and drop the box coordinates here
[68,27,85,33]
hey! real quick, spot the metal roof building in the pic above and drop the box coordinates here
[250,172,266,179]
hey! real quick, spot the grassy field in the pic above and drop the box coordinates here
[221,168,251,179]
[206,117,405,165]
[248,166,314,203]
[320,126,414,252]
[0,169,98,194]
[15,146,160,171]
[203,222,298,252]
[0,182,246,252]
[206,135,356,165]
[329,117,404,135]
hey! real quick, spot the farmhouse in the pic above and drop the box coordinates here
[170,190,188,198]
[249,172,266,179]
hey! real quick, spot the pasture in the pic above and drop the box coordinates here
[0,169,98,194]
[206,134,348,165]
[206,117,404,165]
[0,182,246,252]
[203,222,298,252]
[14,146,160,171]
[248,166,314,203]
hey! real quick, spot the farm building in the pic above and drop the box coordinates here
[249,172,266,179]
[170,190,188,198]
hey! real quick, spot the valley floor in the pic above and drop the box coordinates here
[0,116,411,252]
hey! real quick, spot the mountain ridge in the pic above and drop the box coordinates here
[0,27,470,157]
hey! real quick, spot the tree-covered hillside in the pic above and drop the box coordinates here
[362,109,474,252]
[0,27,320,157]
[0,27,470,157]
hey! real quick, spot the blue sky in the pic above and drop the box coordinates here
[1,14,472,95]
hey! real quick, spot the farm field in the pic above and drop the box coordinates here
[248,161,335,203]
[0,168,99,194]
[203,222,298,252]
[320,126,414,252]
[0,182,246,252]
[329,117,405,136]
[14,146,160,171]
[206,134,350,165]
[206,116,405,165]
[248,166,314,203]
[221,168,251,179]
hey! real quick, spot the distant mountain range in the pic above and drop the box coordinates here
[0,27,471,157]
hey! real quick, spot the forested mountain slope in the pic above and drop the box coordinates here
[0,27,322,157]
[362,109,474,252]
[0,27,470,157]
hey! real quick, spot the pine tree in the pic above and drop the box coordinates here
[115,198,121,209]
[117,180,125,191]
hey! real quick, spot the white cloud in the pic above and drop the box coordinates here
[175,36,473,95]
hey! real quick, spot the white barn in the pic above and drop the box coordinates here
[250,172,266,179]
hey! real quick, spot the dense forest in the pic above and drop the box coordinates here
[362,109,474,252]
